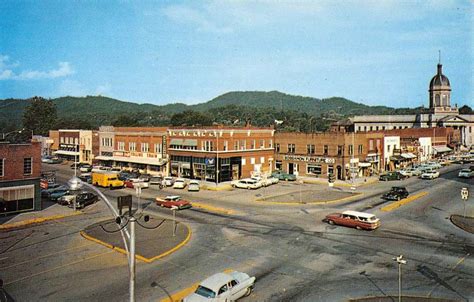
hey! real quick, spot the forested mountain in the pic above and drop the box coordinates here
[0,91,425,132]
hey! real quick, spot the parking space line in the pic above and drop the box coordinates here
[4,250,114,286]
[160,269,233,302]
[380,191,428,212]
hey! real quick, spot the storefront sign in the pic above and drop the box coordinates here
[284,154,335,164]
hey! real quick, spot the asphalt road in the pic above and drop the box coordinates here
[0,163,472,301]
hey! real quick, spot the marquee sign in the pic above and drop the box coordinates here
[284,154,335,164]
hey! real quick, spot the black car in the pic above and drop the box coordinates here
[78,174,92,184]
[382,187,409,201]
[118,171,139,181]
[68,192,99,209]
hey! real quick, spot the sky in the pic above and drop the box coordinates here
[0,0,472,108]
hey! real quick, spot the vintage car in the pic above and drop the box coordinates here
[379,172,404,181]
[231,178,262,190]
[173,178,187,189]
[188,180,200,192]
[458,169,474,178]
[163,176,175,187]
[183,271,255,302]
[271,171,296,181]
[124,178,150,189]
[155,195,192,210]
[71,192,99,209]
[325,210,380,230]
[420,170,440,180]
[382,187,409,201]
[49,188,70,201]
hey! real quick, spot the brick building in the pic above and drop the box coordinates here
[167,126,275,182]
[0,141,42,215]
[95,126,168,174]
[52,129,97,164]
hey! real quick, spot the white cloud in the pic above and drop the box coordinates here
[162,5,232,33]
[0,55,74,80]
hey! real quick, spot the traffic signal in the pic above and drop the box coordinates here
[328,173,335,183]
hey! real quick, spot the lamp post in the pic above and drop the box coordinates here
[393,255,407,302]
[1,128,25,140]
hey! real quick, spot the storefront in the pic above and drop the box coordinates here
[170,155,241,182]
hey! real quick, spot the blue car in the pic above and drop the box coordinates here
[49,189,70,201]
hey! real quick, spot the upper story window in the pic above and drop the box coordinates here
[24,157,32,175]
[358,144,363,154]
[324,145,329,155]
[337,145,343,156]
[0,158,4,177]
[154,143,162,154]
[129,142,136,152]
[240,140,246,150]
[268,139,273,148]
[118,141,125,151]
[307,144,315,154]
[234,140,239,150]
[250,140,255,149]
[275,143,280,153]
[288,144,295,153]
[223,140,228,151]
[348,144,353,155]
[141,143,149,153]
[260,139,265,148]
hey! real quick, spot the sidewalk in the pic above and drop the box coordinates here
[0,201,82,230]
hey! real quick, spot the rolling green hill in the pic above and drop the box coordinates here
[0,91,421,131]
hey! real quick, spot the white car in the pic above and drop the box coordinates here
[173,178,187,189]
[163,176,175,187]
[128,178,150,188]
[183,271,255,302]
[398,169,411,177]
[251,176,273,187]
[426,161,442,169]
[188,180,200,192]
[231,178,262,190]
[458,169,474,178]
[407,168,422,176]
[420,171,440,179]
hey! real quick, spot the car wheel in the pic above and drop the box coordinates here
[109,185,113,190]
[244,286,253,297]
[328,220,335,225]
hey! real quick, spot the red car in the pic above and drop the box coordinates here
[124,178,149,189]
[155,195,192,210]
[325,210,380,230]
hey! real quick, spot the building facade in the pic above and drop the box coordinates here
[167,126,275,182]
[52,129,96,163]
[0,142,42,215]
[350,63,474,148]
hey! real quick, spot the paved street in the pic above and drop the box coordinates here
[0,163,472,301]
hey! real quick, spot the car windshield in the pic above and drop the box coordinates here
[367,216,378,222]
[195,285,216,298]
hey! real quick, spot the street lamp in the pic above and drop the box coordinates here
[1,128,25,140]
[67,176,134,301]
[393,255,407,302]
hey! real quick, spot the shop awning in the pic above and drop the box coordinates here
[53,150,80,156]
[358,162,371,167]
[401,153,416,159]
[95,155,167,166]
[433,146,452,153]
[367,153,377,157]
[390,155,403,161]
[182,139,197,147]
[170,139,184,145]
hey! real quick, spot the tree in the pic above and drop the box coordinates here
[22,96,57,136]
[459,105,473,114]
[170,110,213,126]
[112,115,140,127]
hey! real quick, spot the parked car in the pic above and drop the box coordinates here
[155,195,192,210]
[163,176,175,187]
[79,164,92,173]
[379,172,404,181]
[41,156,54,163]
[231,178,262,190]
[382,187,409,201]
[139,173,152,182]
[268,176,280,184]
[70,162,82,169]
[398,169,413,177]
[271,171,296,181]
[173,178,187,189]
[78,173,92,184]
[406,167,422,176]
[426,161,442,169]
[420,170,440,179]
[71,192,99,209]
[458,169,474,178]
[250,176,273,187]
[188,180,200,192]
[48,157,63,164]
[183,271,255,302]
[149,176,164,188]
[41,184,67,197]
[124,178,150,189]
[49,188,70,201]
[325,210,381,230]
[57,194,75,206]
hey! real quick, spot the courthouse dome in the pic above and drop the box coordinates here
[429,63,450,88]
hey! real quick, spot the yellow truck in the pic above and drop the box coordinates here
[92,172,124,189]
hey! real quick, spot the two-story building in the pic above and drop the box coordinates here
[0,141,42,215]
[52,129,97,164]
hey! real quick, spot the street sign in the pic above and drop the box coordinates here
[461,187,468,200]
[117,195,133,216]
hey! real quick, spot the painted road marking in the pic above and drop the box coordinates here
[0,212,83,230]
[255,192,363,206]
[380,191,428,212]
[80,222,192,263]
[4,250,114,286]
[192,202,239,215]
[160,269,233,302]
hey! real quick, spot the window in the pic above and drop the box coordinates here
[328,165,334,175]
[250,139,255,149]
[118,141,125,151]
[337,145,343,156]
[268,139,273,148]
[242,158,246,166]
[288,144,295,153]
[24,157,32,175]
[60,137,64,143]
[275,160,282,170]
[260,139,264,148]
[223,140,228,151]
[348,144,353,155]
[74,138,79,145]
[276,143,280,153]
[370,126,373,131]
[260,157,265,164]
[240,140,246,150]
[154,143,162,154]
[129,142,136,152]
[234,140,239,150]
[307,164,322,175]
[250,157,255,164]
[0,158,4,177]
[369,140,374,150]
[358,144,363,154]
[387,145,391,152]
[141,143,149,153]
[307,144,315,154]
[324,145,328,155]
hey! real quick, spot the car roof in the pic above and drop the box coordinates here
[165,195,181,199]
[199,273,233,292]
[189,180,199,184]
[342,210,376,218]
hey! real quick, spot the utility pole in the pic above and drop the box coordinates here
[129,216,136,302]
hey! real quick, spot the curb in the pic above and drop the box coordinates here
[380,191,428,212]
[255,192,363,206]
[0,212,83,230]
[192,203,237,215]
[80,222,192,263]
[302,178,378,188]
[202,184,233,191]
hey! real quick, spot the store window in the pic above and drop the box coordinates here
[0,185,35,213]
[275,160,282,170]
[307,164,322,176]
[328,165,334,175]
